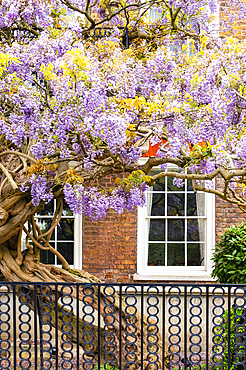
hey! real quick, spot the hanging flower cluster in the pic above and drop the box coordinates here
[1,0,246,219]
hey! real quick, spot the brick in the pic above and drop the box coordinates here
[82,173,137,283]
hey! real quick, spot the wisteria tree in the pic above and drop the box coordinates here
[1,0,246,365]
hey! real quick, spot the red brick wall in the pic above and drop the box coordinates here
[215,177,246,242]
[82,174,137,283]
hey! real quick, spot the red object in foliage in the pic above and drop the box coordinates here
[142,139,166,157]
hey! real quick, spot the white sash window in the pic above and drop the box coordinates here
[136,166,215,280]
[21,200,82,269]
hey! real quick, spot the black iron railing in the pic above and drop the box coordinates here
[0,282,245,369]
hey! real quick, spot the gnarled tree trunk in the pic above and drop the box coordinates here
[0,156,169,369]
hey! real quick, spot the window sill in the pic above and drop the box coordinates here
[133,273,216,282]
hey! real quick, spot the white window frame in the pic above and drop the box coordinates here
[21,201,83,270]
[134,162,215,281]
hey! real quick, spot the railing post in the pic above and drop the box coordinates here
[184,285,187,370]
[76,284,80,370]
[34,285,38,370]
[12,284,17,370]
[119,285,122,370]
[55,284,59,370]
[228,286,231,370]
[162,285,166,370]
[205,285,209,370]
[98,285,101,370]
[36,285,44,370]
[141,285,144,370]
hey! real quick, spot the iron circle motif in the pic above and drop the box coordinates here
[39,284,53,370]
[0,287,11,369]
[40,285,52,295]
[124,285,138,370]
[61,295,73,305]
[103,305,116,315]
[234,287,246,298]
[60,284,74,370]
[169,325,181,335]
[18,284,33,370]
[61,284,73,295]
[189,286,203,368]
[211,287,226,367]
[146,285,160,370]
[147,305,159,316]
[103,285,116,295]
[168,286,182,368]
[233,289,246,370]
[147,296,159,306]
[125,305,137,315]
[125,335,138,345]
[103,284,117,370]
[125,295,137,306]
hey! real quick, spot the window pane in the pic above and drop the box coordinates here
[188,243,205,266]
[40,243,55,264]
[167,219,185,241]
[187,193,205,216]
[148,193,165,216]
[167,176,184,191]
[167,193,185,216]
[36,218,54,240]
[37,200,54,216]
[187,219,205,242]
[152,180,165,192]
[187,178,193,191]
[148,243,165,266]
[57,242,74,265]
[167,243,185,266]
[57,219,74,241]
[149,169,165,191]
[62,202,73,217]
[148,219,165,241]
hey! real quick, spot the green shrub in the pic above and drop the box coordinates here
[211,222,246,284]
[215,307,246,370]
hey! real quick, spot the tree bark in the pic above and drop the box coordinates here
[0,215,170,369]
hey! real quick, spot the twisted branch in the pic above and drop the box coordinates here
[0,163,18,191]
[23,225,70,271]
[0,151,36,163]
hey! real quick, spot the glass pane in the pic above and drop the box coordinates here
[62,202,73,217]
[167,243,185,266]
[148,219,165,241]
[150,169,166,180]
[57,242,74,265]
[149,169,165,191]
[187,193,205,216]
[188,243,205,266]
[167,193,185,216]
[40,243,55,265]
[57,219,74,241]
[37,201,54,216]
[167,219,185,241]
[148,243,165,266]
[167,176,184,191]
[148,193,165,216]
[187,178,193,191]
[35,218,54,240]
[152,180,165,192]
[187,219,205,242]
